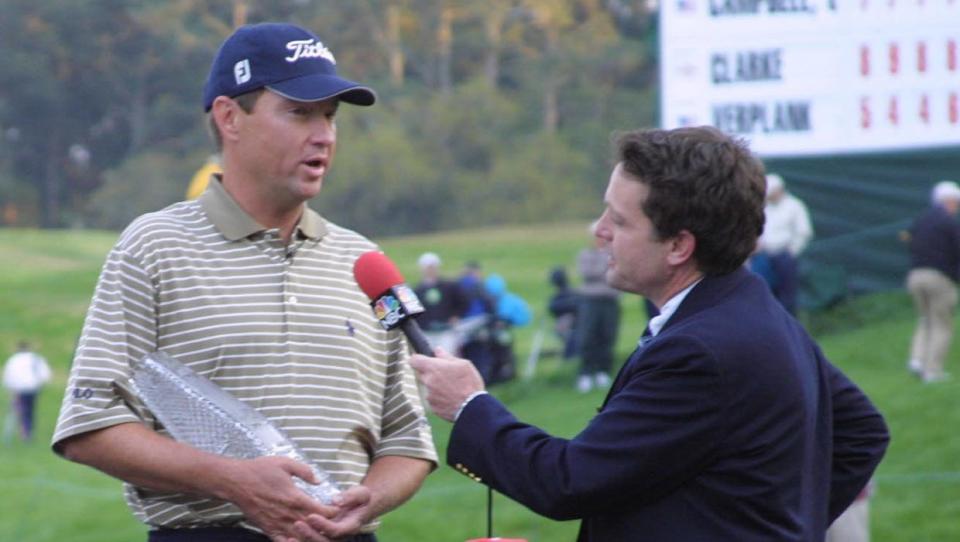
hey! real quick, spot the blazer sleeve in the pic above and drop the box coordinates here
[447,337,725,520]
[824,356,890,521]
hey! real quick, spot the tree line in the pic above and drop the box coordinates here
[0,0,658,236]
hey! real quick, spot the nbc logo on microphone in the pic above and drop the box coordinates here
[373,296,403,329]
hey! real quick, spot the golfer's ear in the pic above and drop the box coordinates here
[211,96,242,144]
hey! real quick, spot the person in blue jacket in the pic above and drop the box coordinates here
[410,126,889,542]
[482,273,531,384]
[484,274,531,326]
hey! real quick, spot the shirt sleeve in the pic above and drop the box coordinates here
[373,331,438,465]
[52,245,157,454]
[447,335,724,520]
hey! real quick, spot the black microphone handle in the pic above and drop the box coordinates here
[400,317,436,356]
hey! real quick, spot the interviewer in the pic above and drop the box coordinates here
[410,126,889,542]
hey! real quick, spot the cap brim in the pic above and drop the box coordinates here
[267,73,376,106]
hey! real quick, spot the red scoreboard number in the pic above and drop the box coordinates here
[860,39,959,128]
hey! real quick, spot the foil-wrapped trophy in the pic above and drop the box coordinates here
[130,351,340,504]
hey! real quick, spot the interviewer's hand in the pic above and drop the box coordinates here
[409,348,485,422]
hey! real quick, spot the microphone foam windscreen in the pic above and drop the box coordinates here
[353,251,407,300]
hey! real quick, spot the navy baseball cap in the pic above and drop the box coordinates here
[202,23,376,112]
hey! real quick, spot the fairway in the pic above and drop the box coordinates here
[1,227,956,541]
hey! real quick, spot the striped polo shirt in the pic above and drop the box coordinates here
[53,178,437,531]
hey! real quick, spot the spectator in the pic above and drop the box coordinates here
[575,224,622,393]
[458,260,491,319]
[547,266,579,360]
[3,341,52,442]
[185,154,221,200]
[484,274,532,384]
[755,173,813,314]
[456,261,495,383]
[905,180,960,383]
[414,252,469,332]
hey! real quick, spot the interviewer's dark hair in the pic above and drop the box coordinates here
[615,126,766,276]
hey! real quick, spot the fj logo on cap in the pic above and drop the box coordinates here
[234,59,251,85]
[285,39,336,64]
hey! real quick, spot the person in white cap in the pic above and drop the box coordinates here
[755,173,813,314]
[413,252,468,332]
[52,22,435,542]
[905,180,960,383]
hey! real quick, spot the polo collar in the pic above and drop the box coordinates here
[199,175,327,241]
[296,202,327,240]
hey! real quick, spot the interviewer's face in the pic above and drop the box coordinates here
[594,163,672,298]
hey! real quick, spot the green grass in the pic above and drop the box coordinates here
[0,226,956,541]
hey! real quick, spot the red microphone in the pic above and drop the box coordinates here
[353,251,435,356]
[356,251,526,542]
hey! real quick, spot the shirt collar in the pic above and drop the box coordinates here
[647,278,703,337]
[199,175,327,241]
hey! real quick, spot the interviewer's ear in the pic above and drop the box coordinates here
[666,230,696,266]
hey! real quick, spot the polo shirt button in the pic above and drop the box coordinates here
[289,296,298,304]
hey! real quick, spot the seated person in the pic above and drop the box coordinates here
[413,252,468,331]
[457,260,496,382]
[458,260,492,318]
[484,274,532,384]
[547,266,580,360]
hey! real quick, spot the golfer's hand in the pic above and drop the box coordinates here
[299,485,373,540]
[409,348,485,422]
[218,456,334,542]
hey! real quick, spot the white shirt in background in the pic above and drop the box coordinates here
[759,193,813,257]
[3,351,51,393]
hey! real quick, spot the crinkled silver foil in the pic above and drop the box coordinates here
[131,351,340,504]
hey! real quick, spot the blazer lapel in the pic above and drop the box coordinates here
[599,330,651,411]
[596,269,751,412]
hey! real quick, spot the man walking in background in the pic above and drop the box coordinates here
[755,173,813,314]
[905,180,960,383]
[574,223,621,393]
[52,23,435,542]
[3,341,51,442]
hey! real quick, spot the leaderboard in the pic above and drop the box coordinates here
[660,0,960,157]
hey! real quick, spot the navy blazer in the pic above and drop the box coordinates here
[448,267,889,541]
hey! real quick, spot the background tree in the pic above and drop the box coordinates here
[0,0,658,234]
